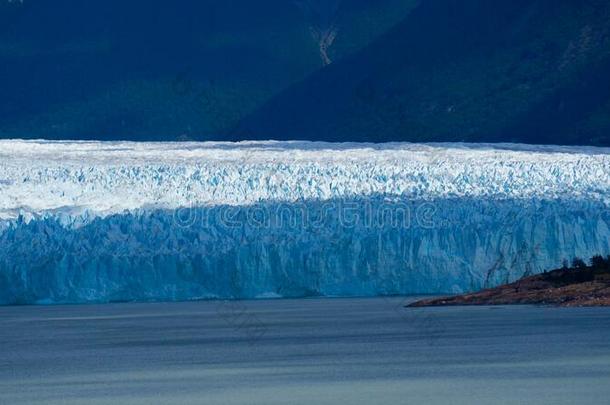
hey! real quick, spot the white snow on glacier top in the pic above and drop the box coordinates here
[0,139,609,220]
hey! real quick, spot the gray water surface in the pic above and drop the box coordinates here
[1,297,610,404]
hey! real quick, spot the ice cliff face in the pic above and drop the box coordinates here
[0,140,609,304]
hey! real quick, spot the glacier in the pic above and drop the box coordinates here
[0,139,609,304]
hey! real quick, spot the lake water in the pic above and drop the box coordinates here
[1,297,610,404]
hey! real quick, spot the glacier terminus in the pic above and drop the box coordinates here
[0,140,609,304]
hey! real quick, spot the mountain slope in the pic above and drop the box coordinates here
[0,0,418,141]
[235,0,610,145]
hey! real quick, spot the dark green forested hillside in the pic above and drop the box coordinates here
[236,0,610,146]
[0,0,418,140]
[2,0,609,145]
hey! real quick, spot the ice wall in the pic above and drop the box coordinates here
[0,140,609,304]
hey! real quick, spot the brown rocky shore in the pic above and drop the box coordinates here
[409,256,610,308]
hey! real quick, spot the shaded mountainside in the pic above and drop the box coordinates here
[0,0,417,141]
[410,256,610,307]
[2,0,609,144]
[235,0,610,146]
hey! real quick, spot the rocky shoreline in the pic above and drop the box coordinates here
[409,257,610,308]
